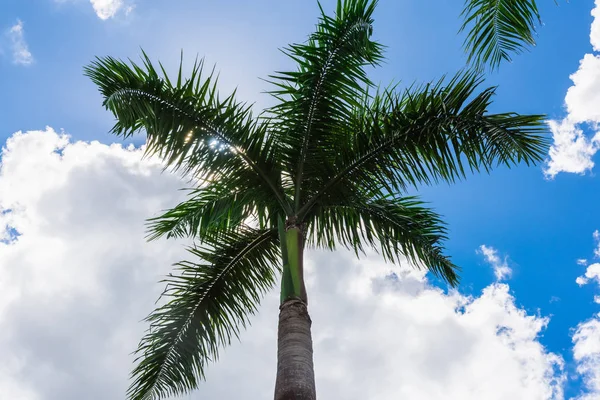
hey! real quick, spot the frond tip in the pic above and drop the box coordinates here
[460,0,541,69]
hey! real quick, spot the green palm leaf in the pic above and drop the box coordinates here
[128,227,279,400]
[306,194,459,285]
[146,176,279,242]
[298,71,548,217]
[84,53,291,214]
[461,0,541,69]
[267,0,383,210]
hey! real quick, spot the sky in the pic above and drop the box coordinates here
[1,0,600,399]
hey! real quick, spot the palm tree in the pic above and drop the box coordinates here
[461,0,543,69]
[85,0,548,399]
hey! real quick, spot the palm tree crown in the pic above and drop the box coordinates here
[85,0,548,399]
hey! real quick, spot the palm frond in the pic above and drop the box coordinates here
[298,71,548,218]
[460,0,541,69]
[306,194,459,285]
[267,0,383,210]
[128,227,280,400]
[146,177,280,241]
[84,53,292,214]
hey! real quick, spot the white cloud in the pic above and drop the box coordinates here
[478,245,513,281]
[571,226,600,400]
[572,314,600,399]
[0,128,187,399]
[565,54,600,124]
[0,129,568,399]
[545,1,600,178]
[545,120,600,178]
[55,0,129,20]
[579,259,590,266]
[576,231,600,287]
[6,20,33,66]
[578,276,590,286]
[576,264,600,287]
[591,0,600,52]
[90,0,125,19]
[305,267,565,400]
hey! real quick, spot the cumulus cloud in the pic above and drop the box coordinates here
[90,0,125,19]
[54,0,130,20]
[478,245,512,281]
[0,129,568,399]
[571,229,600,400]
[592,0,600,53]
[546,120,600,177]
[577,264,600,286]
[565,54,600,123]
[572,315,600,399]
[5,20,33,66]
[0,128,187,399]
[545,1,600,178]
[576,231,600,287]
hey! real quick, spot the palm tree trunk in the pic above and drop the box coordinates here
[274,298,316,400]
[274,223,316,400]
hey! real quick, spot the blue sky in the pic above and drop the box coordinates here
[1,1,600,399]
